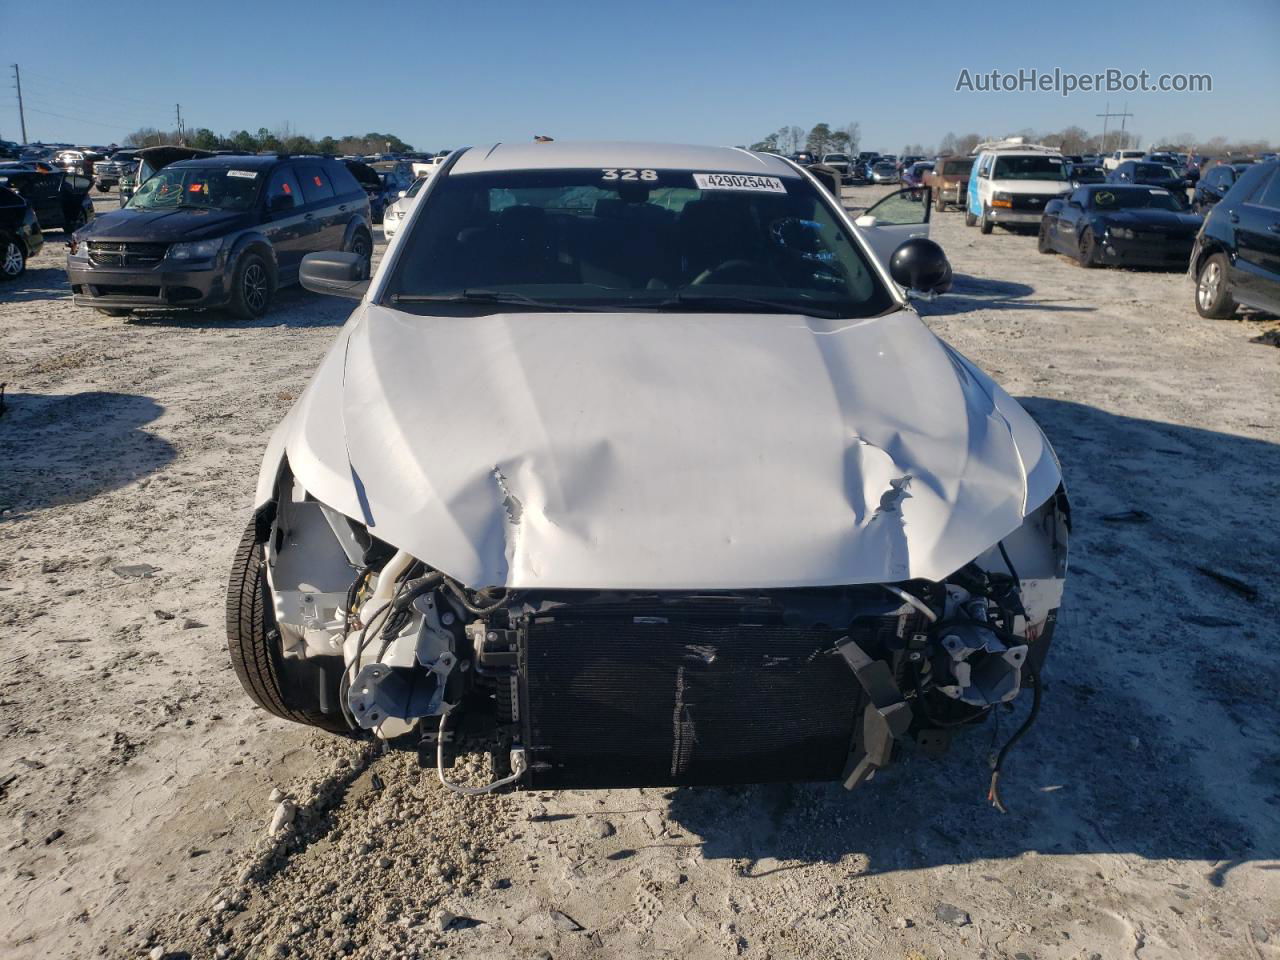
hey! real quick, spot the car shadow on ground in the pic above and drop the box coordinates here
[0,391,175,514]
[919,274,1096,316]
[120,285,353,330]
[666,399,1279,878]
[0,267,71,304]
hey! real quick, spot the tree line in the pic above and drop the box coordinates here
[122,125,420,156]
[747,123,1273,159]
[750,123,862,157]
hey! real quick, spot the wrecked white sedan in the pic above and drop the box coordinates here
[227,142,1068,799]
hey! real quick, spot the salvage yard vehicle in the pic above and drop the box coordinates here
[1192,159,1280,318]
[966,139,1070,234]
[0,166,94,233]
[1192,162,1254,214]
[923,155,974,211]
[1103,148,1145,172]
[0,185,44,280]
[1107,161,1189,207]
[870,160,899,183]
[381,174,428,240]
[226,141,1068,798]
[343,158,387,223]
[93,149,138,192]
[66,154,373,319]
[820,153,853,183]
[1037,184,1201,269]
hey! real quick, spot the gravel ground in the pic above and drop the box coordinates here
[1,185,1277,960]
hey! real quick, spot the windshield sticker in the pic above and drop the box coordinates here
[226,170,258,179]
[693,173,786,193]
[601,168,658,181]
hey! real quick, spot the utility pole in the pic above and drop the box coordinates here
[175,103,183,144]
[1096,101,1133,152]
[12,64,28,143]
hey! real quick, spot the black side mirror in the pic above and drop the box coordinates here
[268,194,294,213]
[889,238,951,295]
[300,251,369,299]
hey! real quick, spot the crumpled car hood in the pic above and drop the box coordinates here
[263,304,1061,590]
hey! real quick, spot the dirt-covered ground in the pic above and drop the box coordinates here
[1,185,1277,960]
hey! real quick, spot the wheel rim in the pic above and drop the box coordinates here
[1198,262,1220,308]
[243,262,267,311]
[2,241,21,276]
[353,236,369,259]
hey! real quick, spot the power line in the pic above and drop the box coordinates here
[17,67,174,112]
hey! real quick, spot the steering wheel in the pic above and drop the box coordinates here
[690,259,763,286]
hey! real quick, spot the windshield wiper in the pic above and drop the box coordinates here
[388,289,599,311]
[650,292,847,320]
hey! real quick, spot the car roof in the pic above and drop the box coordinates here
[167,153,284,170]
[451,141,801,178]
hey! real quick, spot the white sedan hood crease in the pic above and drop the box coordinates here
[271,304,1061,590]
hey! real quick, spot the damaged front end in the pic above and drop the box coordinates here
[253,464,1068,795]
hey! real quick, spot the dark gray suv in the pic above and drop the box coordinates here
[66,154,372,318]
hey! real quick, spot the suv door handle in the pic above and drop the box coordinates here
[338,204,347,212]
[1228,212,1239,223]
[304,213,315,221]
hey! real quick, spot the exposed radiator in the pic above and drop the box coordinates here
[517,597,913,788]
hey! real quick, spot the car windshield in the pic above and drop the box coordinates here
[406,176,428,197]
[384,167,894,319]
[1089,189,1181,212]
[1133,164,1174,178]
[992,155,1067,180]
[873,163,895,172]
[823,154,849,162]
[128,166,261,212]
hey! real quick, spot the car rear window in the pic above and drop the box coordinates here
[297,164,335,203]
[327,161,363,196]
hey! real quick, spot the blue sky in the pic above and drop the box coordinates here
[4,0,1277,151]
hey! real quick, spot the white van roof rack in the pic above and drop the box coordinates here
[971,138,1061,155]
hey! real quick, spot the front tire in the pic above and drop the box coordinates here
[1195,252,1237,319]
[979,205,993,234]
[0,238,25,281]
[347,228,373,274]
[228,251,273,320]
[964,206,977,227]
[1077,228,1098,268]
[226,518,350,733]
[1037,221,1054,254]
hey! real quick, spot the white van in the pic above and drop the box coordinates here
[1103,149,1145,172]
[965,139,1070,234]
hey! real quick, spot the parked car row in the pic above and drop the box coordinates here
[930,137,1279,322]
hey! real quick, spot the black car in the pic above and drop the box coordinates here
[1067,162,1106,184]
[1107,161,1188,206]
[66,154,373,319]
[342,159,386,223]
[1192,162,1255,214]
[1191,160,1280,318]
[1037,184,1201,269]
[0,166,94,232]
[0,185,44,280]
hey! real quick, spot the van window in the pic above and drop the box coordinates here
[297,164,335,203]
